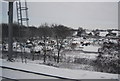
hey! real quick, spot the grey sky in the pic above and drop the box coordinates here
[1,2,118,29]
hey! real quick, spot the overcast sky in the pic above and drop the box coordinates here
[1,1,118,29]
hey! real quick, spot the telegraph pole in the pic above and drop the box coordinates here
[8,2,13,61]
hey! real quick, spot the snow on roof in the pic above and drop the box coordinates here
[1,59,118,79]
[112,31,119,36]
[100,32,108,37]
[73,37,81,41]
[72,41,80,44]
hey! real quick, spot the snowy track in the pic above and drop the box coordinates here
[0,59,119,80]
[1,67,58,79]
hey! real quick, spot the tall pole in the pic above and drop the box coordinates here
[8,2,13,61]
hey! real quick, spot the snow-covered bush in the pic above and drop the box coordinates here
[94,41,119,74]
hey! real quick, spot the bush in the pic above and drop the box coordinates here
[94,54,120,74]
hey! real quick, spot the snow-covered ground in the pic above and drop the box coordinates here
[2,68,57,79]
[0,58,2,80]
[81,45,100,52]
[62,51,98,60]
[0,57,2,80]
[1,59,118,79]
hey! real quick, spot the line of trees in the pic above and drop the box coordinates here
[1,23,75,42]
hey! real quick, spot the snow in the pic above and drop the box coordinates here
[72,40,80,44]
[66,52,98,60]
[109,39,118,44]
[81,45,100,52]
[112,31,119,36]
[2,68,56,79]
[34,45,43,52]
[73,37,81,41]
[100,32,108,37]
[62,50,98,60]
[1,59,118,79]
[14,47,31,53]
[0,58,2,79]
